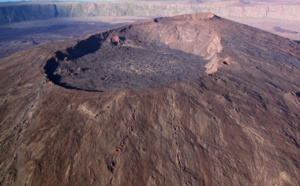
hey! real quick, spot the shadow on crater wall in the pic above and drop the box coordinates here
[44,32,111,92]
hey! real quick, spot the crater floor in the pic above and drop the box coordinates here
[50,39,207,91]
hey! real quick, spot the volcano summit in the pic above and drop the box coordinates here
[45,13,222,91]
[0,13,300,185]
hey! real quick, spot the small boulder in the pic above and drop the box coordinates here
[223,58,230,65]
[223,61,229,65]
[111,36,120,44]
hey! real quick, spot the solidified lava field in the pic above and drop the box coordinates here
[49,39,206,91]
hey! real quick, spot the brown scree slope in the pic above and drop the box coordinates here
[0,13,300,185]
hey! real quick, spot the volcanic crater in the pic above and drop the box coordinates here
[44,13,222,91]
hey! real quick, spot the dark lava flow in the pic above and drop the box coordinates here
[45,37,207,91]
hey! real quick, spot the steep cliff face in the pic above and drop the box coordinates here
[0,4,59,25]
[0,13,300,186]
[1,1,300,25]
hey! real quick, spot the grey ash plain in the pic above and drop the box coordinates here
[0,17,149,59]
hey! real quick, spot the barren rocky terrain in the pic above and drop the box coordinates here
[0,13,299,185]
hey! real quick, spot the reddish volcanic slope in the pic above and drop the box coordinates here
[0,13,300,185]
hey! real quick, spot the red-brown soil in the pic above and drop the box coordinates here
[0,13,300,185]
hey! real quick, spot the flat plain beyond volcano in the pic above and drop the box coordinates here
[0,13,300,186]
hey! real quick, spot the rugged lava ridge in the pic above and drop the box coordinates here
[45,13,222,91]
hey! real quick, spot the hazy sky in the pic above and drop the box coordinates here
[0,0,117,2]
[0,0,298,4]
